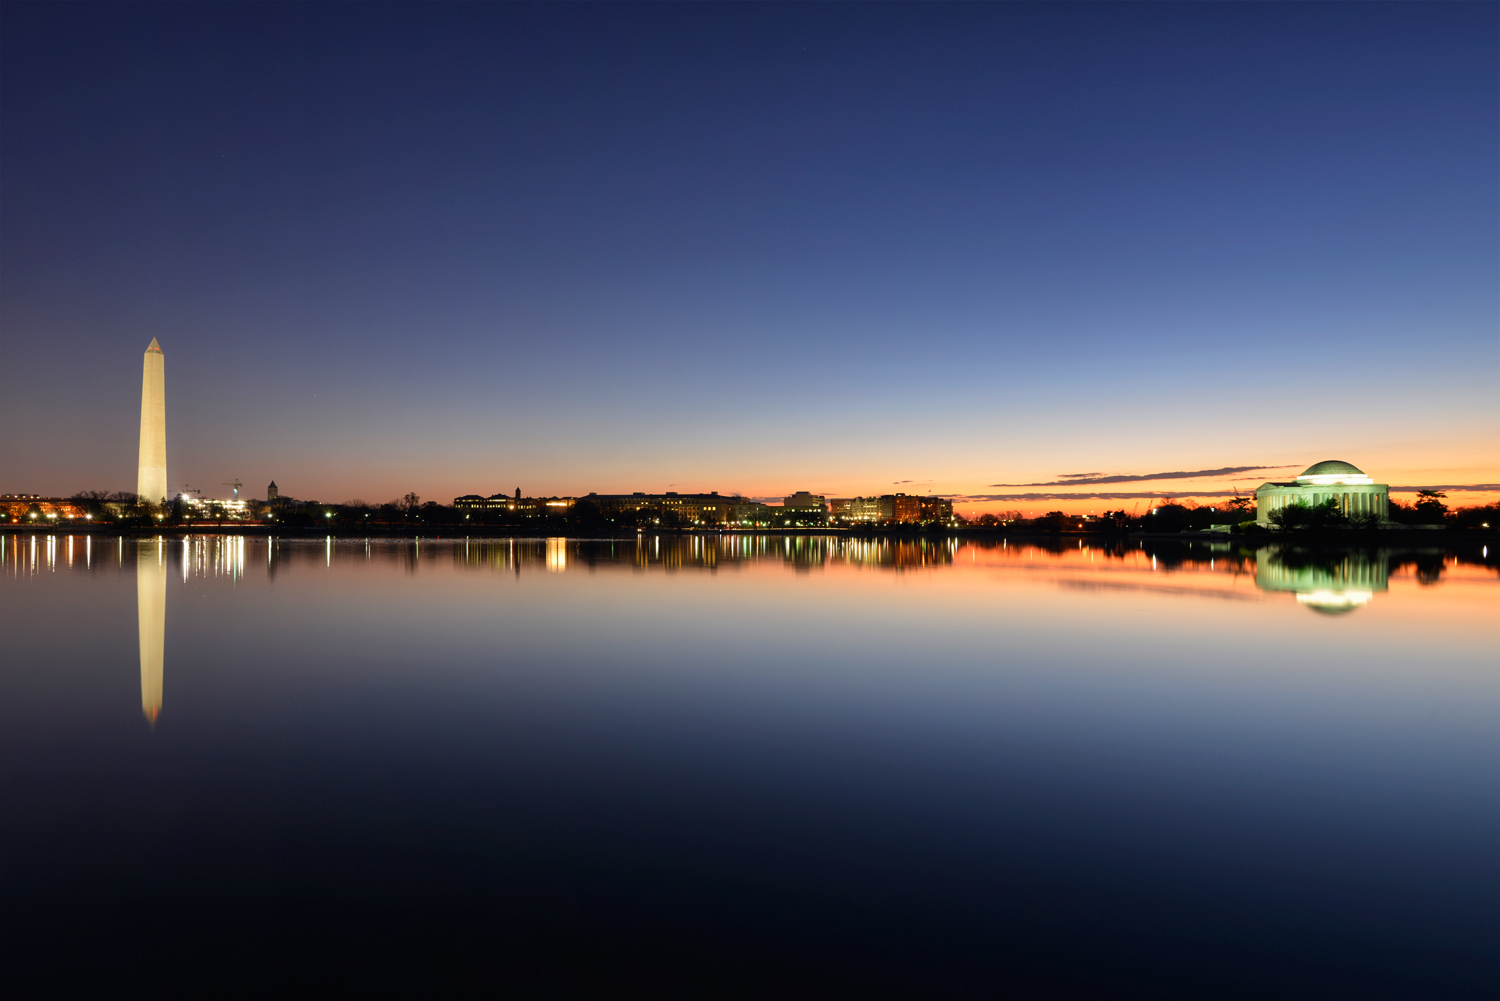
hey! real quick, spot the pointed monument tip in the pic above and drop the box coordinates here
[146,337,162,353]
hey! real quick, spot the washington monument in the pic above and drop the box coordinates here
[137,338,166,505]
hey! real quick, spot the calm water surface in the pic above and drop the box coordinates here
[3,534,1496,998]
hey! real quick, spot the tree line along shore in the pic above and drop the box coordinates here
[4,489,1494,539]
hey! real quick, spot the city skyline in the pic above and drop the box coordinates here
[7,334,1497,518]
[4,329,1496,519]
[2,5,1495,516]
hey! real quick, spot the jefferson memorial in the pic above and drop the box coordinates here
[1255,460,1389,525]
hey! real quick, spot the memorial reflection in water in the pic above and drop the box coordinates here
[1254,548,1389,614]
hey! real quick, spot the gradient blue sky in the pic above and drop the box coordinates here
[2,3,1495,513]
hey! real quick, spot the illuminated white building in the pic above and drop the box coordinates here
[829,496,894,523]
[137,339,167,505]
[175,494,250,520]
[1254,460,1388,525]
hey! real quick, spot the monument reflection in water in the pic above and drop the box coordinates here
[137,539,164,724]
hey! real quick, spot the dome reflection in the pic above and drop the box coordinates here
[1256,548,1387,615]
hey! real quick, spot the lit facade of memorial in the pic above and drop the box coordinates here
[1254,460,1388,525]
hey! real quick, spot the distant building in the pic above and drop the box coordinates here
[732,501,774,525]
[830,496,894,523]
[267,481,279,501]
[454,493,574,516]
[1255,460,1389,526]
[446,488,948,528]
[0,495,87,522]
[893,494,923,523]
[584,492,737,524]
[920,496,955,522]
[572,492,807,526]
[175,493,250,520]
[829,494,953,524]
[782,491,826,513]
[453,494,502,511]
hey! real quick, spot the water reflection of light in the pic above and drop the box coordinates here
[89,536,1488,615]
[1296,589,1374,614]
[1253,549,1389,615]
[193,534,247,582]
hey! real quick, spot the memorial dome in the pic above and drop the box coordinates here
[1295,460,1373,486]
[1300,460,1363,477]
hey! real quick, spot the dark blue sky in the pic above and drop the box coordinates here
[3,3,1495,510]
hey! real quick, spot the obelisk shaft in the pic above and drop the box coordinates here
[137,339,166,505]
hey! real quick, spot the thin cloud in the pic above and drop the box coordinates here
[960,491,1250,502]
[1058,472,1104,479]
[989,464,1294,487]
[955,483,1500,502]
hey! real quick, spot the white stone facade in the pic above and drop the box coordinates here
[1255,460,1388,525]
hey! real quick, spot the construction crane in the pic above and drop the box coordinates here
[223,479,243,502]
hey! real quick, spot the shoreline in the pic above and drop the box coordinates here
[3,523,1493,546]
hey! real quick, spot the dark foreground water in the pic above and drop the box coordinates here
[2,534,1495,998]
